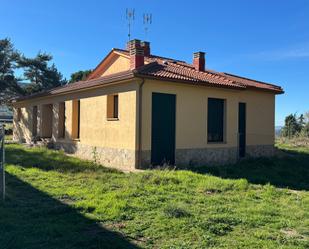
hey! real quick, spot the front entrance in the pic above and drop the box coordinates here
[238,102,246,158]
[151,93,176,166]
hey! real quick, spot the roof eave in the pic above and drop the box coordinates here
[14,71,136,103]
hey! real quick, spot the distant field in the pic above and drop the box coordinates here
[1,144,308,249]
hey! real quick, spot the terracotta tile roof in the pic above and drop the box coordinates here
[134,61,244,90]
[15,48,283,102]
[222,73,283,93]
[115,48,284,93]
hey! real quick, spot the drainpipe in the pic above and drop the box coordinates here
[137,78,145,169]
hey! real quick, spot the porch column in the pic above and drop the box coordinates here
[37,105,43,138]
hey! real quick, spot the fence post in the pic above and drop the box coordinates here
[0,124,5,201]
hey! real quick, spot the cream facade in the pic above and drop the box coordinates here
[140,80,275,167]
[13,41,282,170]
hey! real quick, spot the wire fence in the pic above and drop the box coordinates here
[0,123,5,201]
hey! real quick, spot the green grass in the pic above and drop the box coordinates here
[1,144,309,248]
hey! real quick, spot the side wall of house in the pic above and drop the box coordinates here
[140,79,275,167]
[13,81,139,170]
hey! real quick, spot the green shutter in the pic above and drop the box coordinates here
[208,98,224,142]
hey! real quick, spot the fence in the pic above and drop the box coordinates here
[0,124,5,200]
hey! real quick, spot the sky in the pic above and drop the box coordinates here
[1,0,308,125]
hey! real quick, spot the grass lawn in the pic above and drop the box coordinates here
[1,144,308,249]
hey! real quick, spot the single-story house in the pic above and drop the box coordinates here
[12,39,284,170]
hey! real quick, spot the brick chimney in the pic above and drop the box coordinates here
[193,52,205,71]
[141,41,150,56]
[129,39,144,69]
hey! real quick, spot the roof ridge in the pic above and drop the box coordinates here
[168,61,240,85]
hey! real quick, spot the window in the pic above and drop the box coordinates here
[72,100,80,139]
[107,94,119,120]
[207,98,225,143]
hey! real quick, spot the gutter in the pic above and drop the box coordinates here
[137,78,145,169]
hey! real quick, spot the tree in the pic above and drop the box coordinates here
[298,114,305,129]
[302,123,309,137]
[304,111,309,124]
[0,38,23,104]
[69,70,92,83]
[18,52,67,94]
[1,38,66,99]
[281,114,300,138]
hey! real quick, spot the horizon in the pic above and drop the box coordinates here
[1,0,308,126]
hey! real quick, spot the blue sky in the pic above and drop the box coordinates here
[1,0,308,125]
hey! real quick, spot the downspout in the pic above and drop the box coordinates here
[137,78,145,169]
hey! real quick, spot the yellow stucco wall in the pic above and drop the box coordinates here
[78,91,137,149]
[101,54,130,76]
[141,79,275,151]
[13,106,33,143]
[13,82,139,152]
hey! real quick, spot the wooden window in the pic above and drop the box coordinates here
[107,94,119,120]
[72,100,80,139]
[207,98,225,143]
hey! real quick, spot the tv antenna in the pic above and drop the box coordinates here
[143,13,152,39]
[126,8,135,41]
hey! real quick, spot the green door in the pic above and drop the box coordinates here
[238,102,246,157]
[151,93,176,166]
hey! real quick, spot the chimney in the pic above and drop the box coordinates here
[141,41,150,56]
[193,52,205,71]
[129,39,144,69]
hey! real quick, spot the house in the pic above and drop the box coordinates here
[12,39,284,170]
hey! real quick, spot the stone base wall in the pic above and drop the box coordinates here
[54,141,136,171]
[175,147,238,167]
[246,144,275,158]
[140,145,275,168]
[140,147,238,168]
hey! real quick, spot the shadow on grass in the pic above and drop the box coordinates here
[6,145,119,174]
[190,148,309,191]
[0,173,141,249]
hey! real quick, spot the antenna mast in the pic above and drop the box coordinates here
[143,13,152,39]
[126,8,135,41]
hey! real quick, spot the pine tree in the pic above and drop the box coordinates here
[69,70,92,83]
[18,52,67,94]
[298,114,305,129]
[0,38,23,104]
[281,114,300,138]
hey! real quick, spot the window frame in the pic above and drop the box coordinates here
[107,94,119,121]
